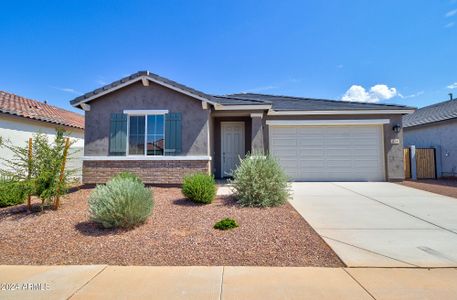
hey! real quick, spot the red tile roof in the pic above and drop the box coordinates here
[0,91,84,129]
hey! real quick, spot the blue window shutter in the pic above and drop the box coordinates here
[109,113,127,155]
[165,113,182,155]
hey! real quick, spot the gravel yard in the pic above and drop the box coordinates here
[399,179,457,199]
[0,187,342,267]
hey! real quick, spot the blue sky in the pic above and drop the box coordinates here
[1,0,456,113]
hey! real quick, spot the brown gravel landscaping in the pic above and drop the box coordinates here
[0,187,343,267]
[399,179,457,199]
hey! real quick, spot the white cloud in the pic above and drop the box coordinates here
[51,86,80,94]
[96,79,107,85]
[244,85,278,93]
[400,91,425,99]
[445,9,457,17]
[448,82,457,89]
[341,84,399,103]
[445,22,455,28]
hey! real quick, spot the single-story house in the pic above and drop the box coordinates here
[70,71,414,184]
[403,95,457,177]
[0,90,85,176]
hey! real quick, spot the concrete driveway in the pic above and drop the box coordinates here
[290,182,457,267]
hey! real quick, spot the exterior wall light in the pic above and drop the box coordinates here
[392,124,401,133]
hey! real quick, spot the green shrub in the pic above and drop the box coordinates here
[0,130,76,209]
[214,218,239,230]
[113,171,142,183]
[88,175,153,229]
[0,178,31,207]
[230,153,290,207]
[182,173,216,204]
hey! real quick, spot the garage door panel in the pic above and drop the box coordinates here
[298,149,325,156]
[271,139,298,146]
[299,160,326,168]
[270,125,385,181]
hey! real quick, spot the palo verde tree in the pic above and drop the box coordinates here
[0,129,76,210]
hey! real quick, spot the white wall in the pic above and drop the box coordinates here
[0,114,84,179]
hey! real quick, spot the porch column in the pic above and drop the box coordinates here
[251,113,265,154]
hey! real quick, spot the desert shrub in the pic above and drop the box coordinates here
[214,218,239,230]
[88,175,153,228]
[0,130,76,209]
[182,173,216,204]
[113,171,142,183]
[230,153,290,207]
[0,178,31,207]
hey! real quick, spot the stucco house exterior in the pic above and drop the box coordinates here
[0,91,85,177]
[403,96,457,177]
[70,71,414,184]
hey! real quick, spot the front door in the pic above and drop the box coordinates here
[221,122,245,177]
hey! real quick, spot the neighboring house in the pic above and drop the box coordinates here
[403,96,457,177]
[0,91,85,177]
[70,71,414,184]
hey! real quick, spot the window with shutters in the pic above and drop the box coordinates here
[127,113,166,156]
[110,110,181,157]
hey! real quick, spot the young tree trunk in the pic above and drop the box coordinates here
[54,138,70,210]
[27,138,32,211]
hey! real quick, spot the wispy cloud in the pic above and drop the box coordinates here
[243,77,303,93]
[337,64,344,69]
[51,86,81,95]
[96,79,107,85]
[95,76,108,86]
[244,85,278,93]
[341,84,399,103]
[448,82,457,89]
[399,91,424,99]
[445,9,457,17]
[445,21,455,28]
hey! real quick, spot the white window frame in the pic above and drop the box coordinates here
[124,110,168,156]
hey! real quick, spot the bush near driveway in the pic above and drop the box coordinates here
[182,173,217,204]
[230,153,290,207]
[88,173,153,229]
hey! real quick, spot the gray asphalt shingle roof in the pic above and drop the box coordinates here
[70,71,413,112]
[221,93,412,111]
[403,99,457,128]
[70,71,212,106]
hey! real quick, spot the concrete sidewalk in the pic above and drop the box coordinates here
[1,265,457,300]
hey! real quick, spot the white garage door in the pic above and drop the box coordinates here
[269,125,385,181]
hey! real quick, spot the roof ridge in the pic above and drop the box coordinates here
[70,70,212,106]
[0,90,84,129]
[213,95,272,104]
[231,92,411,109]
[0,90,84,117]
[413,98,455,110]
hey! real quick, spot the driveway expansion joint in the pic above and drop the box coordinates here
[322,235,419,267]
[219,266,225,300]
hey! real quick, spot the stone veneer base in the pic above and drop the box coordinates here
[83,160,210,185]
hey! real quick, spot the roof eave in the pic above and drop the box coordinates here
[213,104,272,111]
[70,74,217,109]
[267,109,415,116]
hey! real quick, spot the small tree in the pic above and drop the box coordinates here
[0,130,75,210]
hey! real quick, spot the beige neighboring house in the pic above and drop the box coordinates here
[0,90,84,178]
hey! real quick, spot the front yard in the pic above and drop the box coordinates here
[0,187,343,267]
